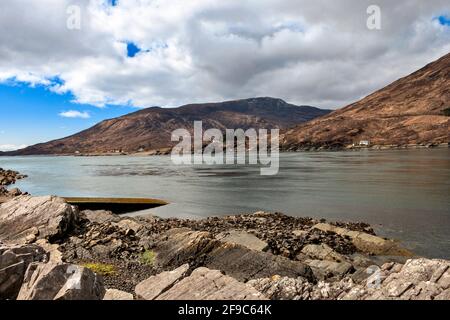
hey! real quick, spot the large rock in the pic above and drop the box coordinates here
[305,259,354,280]
[0,196,78,244]
[312,223,412,256]
[156,267,267,300]
[0,244,48,299]
[155,229,315,282]
[17,262,105,300]
[103,289,134,300]
[205,243,316,282]
[154,228,219,268]
[216,230,268,252]
[299,244,347,263]
[135,264,189,300]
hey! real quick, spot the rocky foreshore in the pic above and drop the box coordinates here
[0,168,27,200]
[1,193,449,300]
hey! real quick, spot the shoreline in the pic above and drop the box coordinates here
[0,142,448,157]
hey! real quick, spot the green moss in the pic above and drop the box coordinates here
[140,250,156,266]
[82,263,116,276]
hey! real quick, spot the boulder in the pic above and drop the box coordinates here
[156,267,267,300]
[0,196,78,244]
[103,289,134,300]
[0,244,48,299]
[205,243,316,282]
[300,244,347,263]
[305,259,354,280]
[216,230,268,252]
[312,223,412,256]
[17,262,105,300]
[154,229,218,268]
[135,264,189,300]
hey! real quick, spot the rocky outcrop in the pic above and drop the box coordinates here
[0,168,27,186]
[205,242,316,282]
[313,223,412,256]
[135,264,189,300]
[155,267,267,300]
[0,196,78,244]
[249,258,450,300]
[340,258,450,300]
[154,228,218,268]
[154,229,316,283]
[0,243,48,299]
[148,212,358,260]
[0,200,447,301]
[17,262,105,300]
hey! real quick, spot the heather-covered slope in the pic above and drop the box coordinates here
[282,53,450,150]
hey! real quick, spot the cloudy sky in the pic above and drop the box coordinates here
[0,0,449,150]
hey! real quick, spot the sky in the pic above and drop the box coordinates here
[0,0,449,150]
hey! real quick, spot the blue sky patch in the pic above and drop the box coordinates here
[436,15,450,26]
[126,42,141,58]
[0,83,136,147]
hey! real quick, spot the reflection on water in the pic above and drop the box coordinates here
[1,149,449,259]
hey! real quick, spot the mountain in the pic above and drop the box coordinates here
[282,53,450,150]
[7,97,330,155]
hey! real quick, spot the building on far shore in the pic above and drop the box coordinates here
[352,140,371,147]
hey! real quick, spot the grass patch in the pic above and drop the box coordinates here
[140,250,156,266]
[82,263,116,276]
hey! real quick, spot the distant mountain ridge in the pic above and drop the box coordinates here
[6,97,330,155]
[282,53,450,150]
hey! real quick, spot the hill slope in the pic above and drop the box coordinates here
[8,97,330,155]
[282,53,450,150]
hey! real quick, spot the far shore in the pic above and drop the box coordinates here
[0,142,448,157]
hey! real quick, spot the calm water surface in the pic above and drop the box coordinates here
[1,149,449,258]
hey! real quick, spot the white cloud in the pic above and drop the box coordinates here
[0,144,28,151]
[59,110,91,119]
[0,0,449,109]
